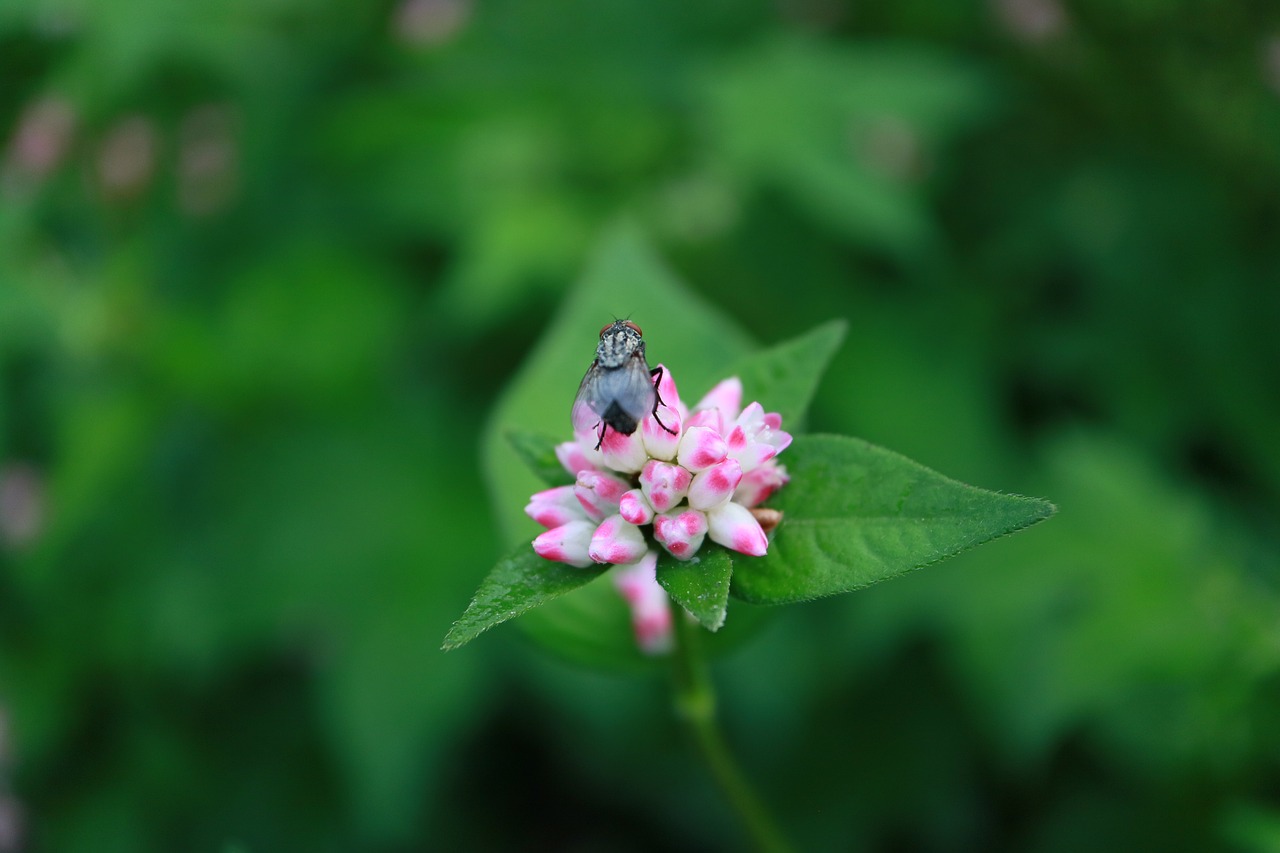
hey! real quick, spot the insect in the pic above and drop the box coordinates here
[572,320,678,450]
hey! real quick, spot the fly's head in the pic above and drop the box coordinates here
[596,320,645,369]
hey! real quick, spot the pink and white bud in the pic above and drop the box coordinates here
[694,376,742,424]
[707,501,769,556]
[618,488,655,525]
[641,404,682,461]
[525,485,586,529]
[686,458,743,511]
[639,459,693,513]
[556,440,599,478]
[588,515,649,565]
[684,407,724,434]
[600,427,649,474]
[533,519,596,567]
[727,402,793,473]
[676,425,728,473]
[654,508,709,561]
[613,551,673,654]
[575,470,630,520]
[652,363,688,422]
[734,461,790,508]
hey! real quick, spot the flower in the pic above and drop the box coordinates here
[525,365,791,654]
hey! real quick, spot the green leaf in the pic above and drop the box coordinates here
[442,544,608,650]
[656,547,734,632]
[506,429,573,487]
[725,319,847,427]
[702,37,994,254]
[733,434,1055,604]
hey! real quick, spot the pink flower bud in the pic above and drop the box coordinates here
[555,440,599,478]
[652,363,687,421]
[727,402,792,472]
[707,501,769,556]
[525,485,585,529]
[676,426,727,473]
[641,404,682,461]
[618,488,655,525]
[639,459,692,513]
[613,551,673,655]
[574,470,630,520]
[533,520,596,567]
[693,376,742,424]
[653,508,708,561]
[588,515,649,565]
[686,458,743,511]
[600,427,649,474]
[684,408,723,434]
[734,461,790,508]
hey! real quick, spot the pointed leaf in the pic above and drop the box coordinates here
[656,547,734,632]
[733,434,1055,604]
[507,429,573,487]
[725,319,847,426]
[443,544,608,650]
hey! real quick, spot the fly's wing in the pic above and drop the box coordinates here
[571,351,657,436]
[594,350,657,427]
[571,361,606,435]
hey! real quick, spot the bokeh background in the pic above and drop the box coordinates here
[3,0,1280,850]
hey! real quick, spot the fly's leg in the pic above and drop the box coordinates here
[649,366,679,436]
[594,420,607,451]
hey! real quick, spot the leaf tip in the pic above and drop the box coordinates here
[440,622,470,652]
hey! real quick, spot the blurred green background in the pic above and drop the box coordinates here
[3,0,1280,850]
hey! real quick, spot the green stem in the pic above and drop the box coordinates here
[670,615,794,853]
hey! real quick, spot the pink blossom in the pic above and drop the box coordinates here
[734,461,790,508]
[726,402,792,473]
[533,520,595,567]
[686,458,742,511]
[555,441,599,478]
[653,508,709,561]
[707,502,769,557]
[692,376,743,429]
[618,488,654,525]
[574,470,630,520]
[588,515,649,565]
[612,552,673,653]
[639,459,692,513]
[527,364,791,653]
[641,404,682,460]
[676,425,727,473]
[525,485,584,529]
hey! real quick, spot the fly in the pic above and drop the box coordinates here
[572,320,678,450]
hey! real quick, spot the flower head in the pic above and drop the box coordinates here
[525,365,790,653]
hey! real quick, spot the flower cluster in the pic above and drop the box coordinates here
[525,366,791,653]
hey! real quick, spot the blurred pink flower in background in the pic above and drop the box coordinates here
[992,0,1068,43]
[2,95,76,194]
[392,0,471,47]
[178,103,241,216]
[96,115,158,200]
[0,463,46,552]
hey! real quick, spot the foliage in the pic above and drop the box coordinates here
[2,0,1279,850]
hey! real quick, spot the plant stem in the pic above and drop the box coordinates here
[670,615,794,853]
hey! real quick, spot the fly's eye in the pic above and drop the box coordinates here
[598,321,615,337]
[622,321,643,336]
